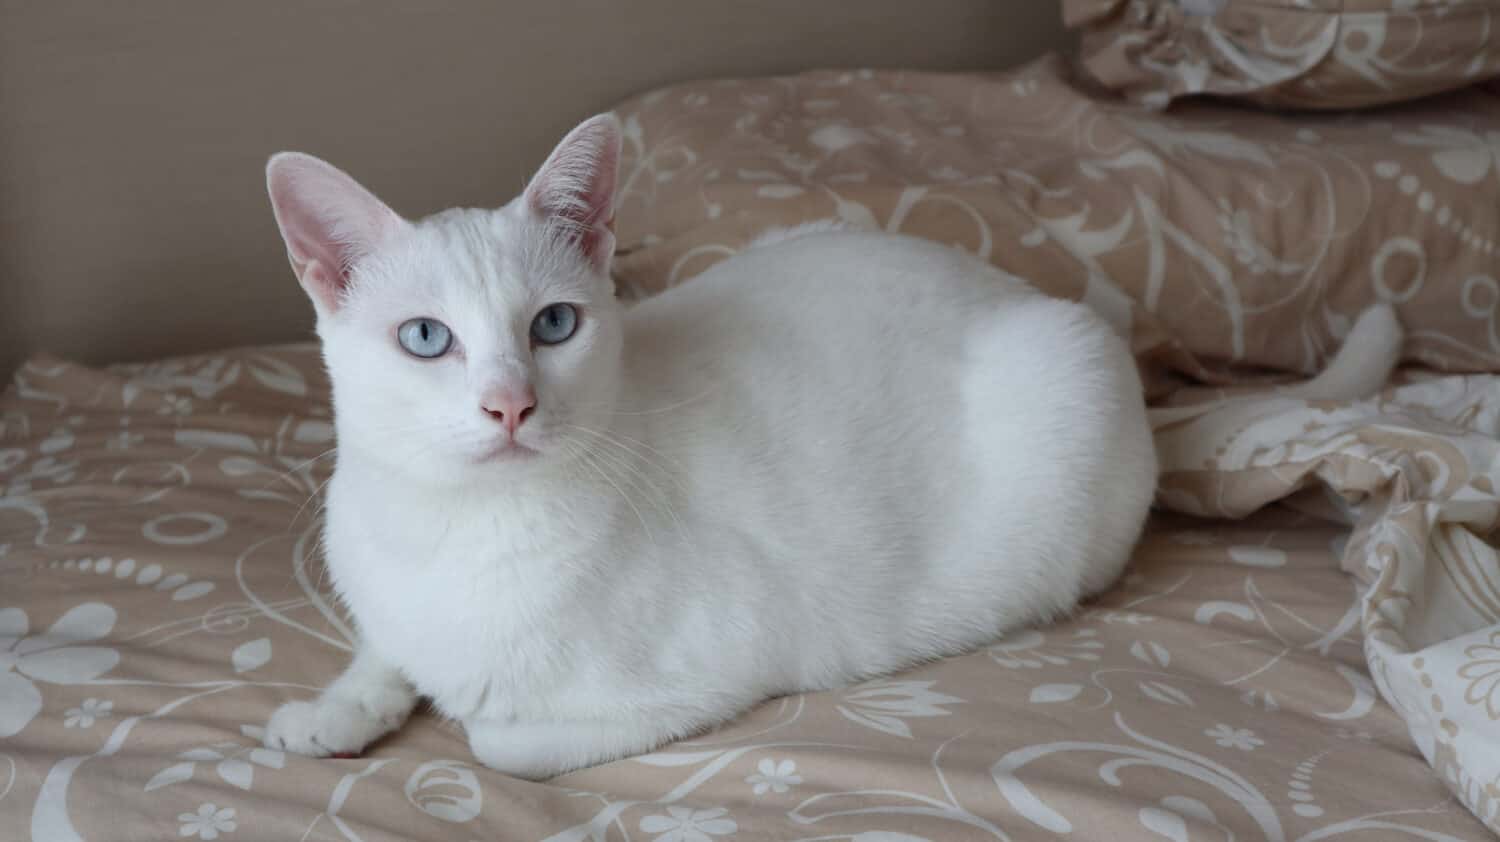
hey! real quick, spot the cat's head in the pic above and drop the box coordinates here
[266,115,625,484]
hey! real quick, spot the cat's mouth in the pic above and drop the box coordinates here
[473,441,541,463]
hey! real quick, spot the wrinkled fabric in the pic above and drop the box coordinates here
[1064,0,1500,110]
[0,348,1492,839]
[5,54,1500,838]
[612,55,1500,394]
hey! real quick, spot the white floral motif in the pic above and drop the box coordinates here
[2,450,77,498]
[1394,125,1500,185]
[996,714,1284,837]
[64,697,112,728]
[745,758,801,795]
[835,679,964,738]
[1204,724,1264,751]
[989,628,1103,668]
[157,395,193,416]
[114,355,245,404]
[1092,611,1154,625]
[0,447,24,472]
[0,604,119,737]
[639,806,736,841]
[145,738,285,792]
[106,430,144,451]
[1460,629,1500,718]
[1216,200,1303,276]
[177,803,237,840]
[404,759,482,823]
[1240,689,1279,712]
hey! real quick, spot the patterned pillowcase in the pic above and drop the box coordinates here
[1063,0,1500,110]
[611,56,1500,394]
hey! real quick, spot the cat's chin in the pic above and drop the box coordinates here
[471,442,542,465]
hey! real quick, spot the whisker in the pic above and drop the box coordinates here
[564,424,687,490]
[570,388,716,417]
[579,436,691,550]
[286,474,335,533]
[248,446,340,497]
[568,441,657,550]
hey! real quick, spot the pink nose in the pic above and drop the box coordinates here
[480,386,537,437]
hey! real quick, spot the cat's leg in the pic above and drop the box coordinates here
[264,642,416,757]
[465,715,686,780]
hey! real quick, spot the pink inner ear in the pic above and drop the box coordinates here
[271,188,350,290]
[266,153,403,314]
[525,115,621,267]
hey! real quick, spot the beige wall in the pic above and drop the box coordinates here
[0,2,1069,379]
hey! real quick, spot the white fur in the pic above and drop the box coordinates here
[1144,304,1404,431]
[1278,303,1402,402]
[262,116,1164,778]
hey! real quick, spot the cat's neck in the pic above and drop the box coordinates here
[333,421,647,563]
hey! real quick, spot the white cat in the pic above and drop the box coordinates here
[260,114,1393,779]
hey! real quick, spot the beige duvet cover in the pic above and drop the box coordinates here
[611,55,1500,390]
[0,348,1493,840]
[2,347,1495,840]
[3,56,1500,840]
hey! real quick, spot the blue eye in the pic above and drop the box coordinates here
[397,318,453,358]
[531,303,578,345]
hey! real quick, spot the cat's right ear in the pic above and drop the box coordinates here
[266,153,407,316]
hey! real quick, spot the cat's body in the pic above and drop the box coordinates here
[260,115,1394,778]
[327,230,1153,766]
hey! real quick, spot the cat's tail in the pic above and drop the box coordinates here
[1276,303,1403,402]
[1148,304,1402,428]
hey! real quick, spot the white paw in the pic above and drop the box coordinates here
[264,690,412,757]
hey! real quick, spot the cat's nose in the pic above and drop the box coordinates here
[480,386,537,437]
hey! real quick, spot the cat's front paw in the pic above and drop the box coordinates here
[264,691,412,757]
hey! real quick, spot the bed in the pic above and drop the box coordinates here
[3,55,1500,840]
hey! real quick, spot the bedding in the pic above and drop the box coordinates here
[3,55,1500,840]
[1,348,1495,840]
[1062,0,1500,110]
[611,54,1500,394]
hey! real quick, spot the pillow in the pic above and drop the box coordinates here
[1063,0,1500,110]
[610,55,1500,396]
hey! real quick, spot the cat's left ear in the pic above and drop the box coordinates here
[524,113,621,272]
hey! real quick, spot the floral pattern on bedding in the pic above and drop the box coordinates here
[0,342,1493,839]
[1063,0,1500,110]
[2,54,1499,840]
[610,54,1500,395]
